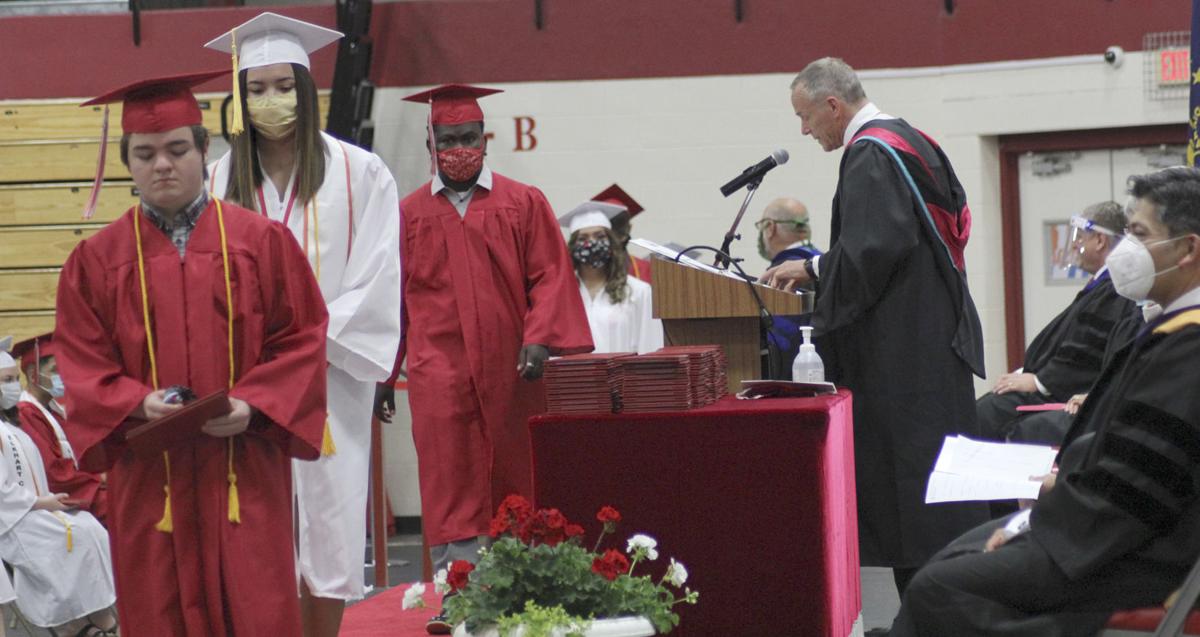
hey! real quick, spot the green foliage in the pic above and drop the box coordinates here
[495,601,590,637]
[444,537,684,634]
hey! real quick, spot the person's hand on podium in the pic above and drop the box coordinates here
[133,390,184,421]
[202,398,252,438]
[759,259,811,292]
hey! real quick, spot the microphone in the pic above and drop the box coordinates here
[719,149,789,197]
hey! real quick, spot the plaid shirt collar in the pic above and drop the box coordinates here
[142,191,208,235]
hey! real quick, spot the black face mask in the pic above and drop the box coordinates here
[572,237,613,269]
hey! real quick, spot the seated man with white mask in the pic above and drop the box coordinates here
[890,166,1200,637]
[13,334,108,523]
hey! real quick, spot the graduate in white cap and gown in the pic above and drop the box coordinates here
[204,12,402,637]
[559,202,663,354]
[0,339,115,635]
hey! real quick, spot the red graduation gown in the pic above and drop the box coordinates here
[628,255,652,283]
[54,201,328,637]
[399,173,592,546]
[16,400,107,522]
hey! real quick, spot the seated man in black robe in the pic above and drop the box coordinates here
[977,201,1138,441]
[890,166,1200,637]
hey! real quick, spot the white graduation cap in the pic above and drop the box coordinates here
[0,336,13,369]
[558,201,627,235]
[204,12,343,71]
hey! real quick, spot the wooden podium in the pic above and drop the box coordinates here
[651,257,813,393]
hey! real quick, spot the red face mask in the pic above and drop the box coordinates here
[437,147,484,183]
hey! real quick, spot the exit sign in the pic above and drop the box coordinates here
[1160,48,1191,86]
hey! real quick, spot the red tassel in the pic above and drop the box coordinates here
[81,105,110,220]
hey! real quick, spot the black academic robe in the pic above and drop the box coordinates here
[977,275,1138,440]
[814,118,987,568]
[891,305,1200,637]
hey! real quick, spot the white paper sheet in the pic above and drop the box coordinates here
[924,435,1057,503]
[628,237,747,281]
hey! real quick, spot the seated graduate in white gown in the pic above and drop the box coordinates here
[0,342,116,634]
[559,200,664,354]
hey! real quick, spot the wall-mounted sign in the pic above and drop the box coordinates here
[1159,47,1190,87]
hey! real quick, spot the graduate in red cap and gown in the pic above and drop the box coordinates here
[593,184,652,283]
[387,83,591,622]
[54,71,328,637]
[13,333,108,522]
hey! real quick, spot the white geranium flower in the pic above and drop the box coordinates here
[665,558,688,586]
[402,582,427,610]
[626,534,659,561]
[433,567,450,594]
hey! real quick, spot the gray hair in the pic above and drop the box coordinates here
[763,198,811,239]
[790,57,867,104]
[1127,167,1200,238]
[1080,201,1126,236]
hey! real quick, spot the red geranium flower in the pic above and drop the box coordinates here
[447,560,475,592]
[596,506,621,525]
[591,549,629,581]
[565,523,585,539]
[490,494,536,538]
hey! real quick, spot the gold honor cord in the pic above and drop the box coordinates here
[134,199,241,532]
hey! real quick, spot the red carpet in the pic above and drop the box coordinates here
[341,583,441,637]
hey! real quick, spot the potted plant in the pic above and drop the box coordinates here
[404,495,697,637]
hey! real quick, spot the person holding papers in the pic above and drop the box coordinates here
[54,71,328,635]
[560,200,663,354]
[891,167,1200,636]
[976,201,1138,442]
[760,57,987,601]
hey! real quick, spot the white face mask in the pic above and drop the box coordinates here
[0,381,21,410]
[40,374,65,399]
[1105,234,1185,302]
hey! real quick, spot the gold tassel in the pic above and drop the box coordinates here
[321,417,337,456]
[65,523,73,553]
[227,439,241,523]
[155,484,173,533]
[155,451,173,533]
[229,30,244,136]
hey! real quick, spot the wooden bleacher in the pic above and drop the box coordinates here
[0,93,329,342]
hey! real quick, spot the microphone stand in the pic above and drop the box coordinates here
[713,175,763,269]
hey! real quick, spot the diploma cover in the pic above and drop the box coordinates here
[125,390,231,457]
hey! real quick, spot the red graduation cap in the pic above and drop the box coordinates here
[592,184,644,218]
[402,83,503,125]
[81,69,229,135]
[76,70,226,219]
[11,333,54,383]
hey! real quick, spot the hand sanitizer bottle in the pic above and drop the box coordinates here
[792,326,825,382]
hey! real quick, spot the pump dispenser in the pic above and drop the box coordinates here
[792,326,825,382]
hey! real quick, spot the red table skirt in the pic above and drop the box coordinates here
[530,391,860,637]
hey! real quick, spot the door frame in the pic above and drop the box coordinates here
[998,124,1186,370]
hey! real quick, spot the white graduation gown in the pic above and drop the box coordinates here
[210,131,402,599]
[0,419,113,627]
[578,276,664,354]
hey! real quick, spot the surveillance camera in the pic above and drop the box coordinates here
[1104,46,1125,68]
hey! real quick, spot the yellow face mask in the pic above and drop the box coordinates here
[246,92,298,141]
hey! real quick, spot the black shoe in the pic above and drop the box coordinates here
[864,628,890,637]
[426,610,452,635]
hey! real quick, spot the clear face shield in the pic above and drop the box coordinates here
[1067,215,1117,267]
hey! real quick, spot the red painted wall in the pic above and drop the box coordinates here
[0,1,1188,99]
